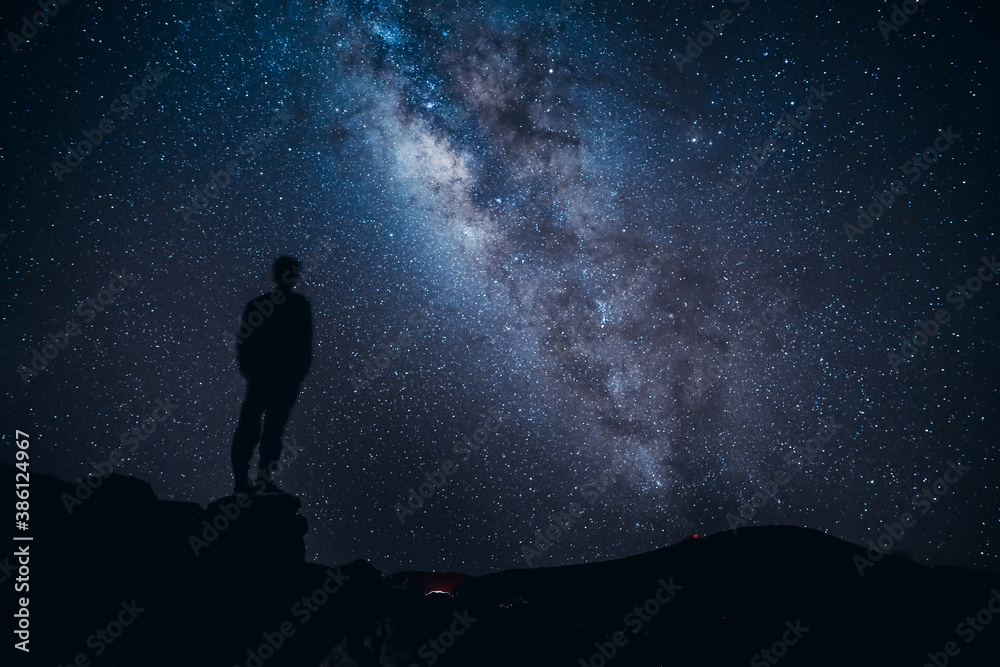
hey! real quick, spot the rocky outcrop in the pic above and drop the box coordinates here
[8,463,998,667]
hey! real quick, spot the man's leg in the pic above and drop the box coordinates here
[231,381,268,488]
[257,378,301,486]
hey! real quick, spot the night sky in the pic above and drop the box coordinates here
[3,0,998,576]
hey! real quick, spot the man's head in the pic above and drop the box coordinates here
[273,255,301,287]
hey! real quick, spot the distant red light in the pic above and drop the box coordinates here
[404,572,470,594]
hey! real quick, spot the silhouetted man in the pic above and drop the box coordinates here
[231,256,312,494]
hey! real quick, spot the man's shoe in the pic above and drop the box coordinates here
[234,478,254,495]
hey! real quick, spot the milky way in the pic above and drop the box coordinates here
[3,0,997,575]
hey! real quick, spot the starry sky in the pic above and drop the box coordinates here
[3,0,998,576]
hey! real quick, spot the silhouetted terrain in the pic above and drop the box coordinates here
[7,463,998,666]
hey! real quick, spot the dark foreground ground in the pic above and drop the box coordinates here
[5,463,998,667]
